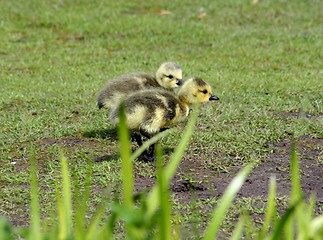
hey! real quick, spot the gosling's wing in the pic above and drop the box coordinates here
[96,73,150,109]
[163,98,177,120]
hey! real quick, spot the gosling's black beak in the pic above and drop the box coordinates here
[209,93,219,101]
[176,79,183,86]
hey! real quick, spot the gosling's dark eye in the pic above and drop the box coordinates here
[202,90,208,94]
[168,75,174,79]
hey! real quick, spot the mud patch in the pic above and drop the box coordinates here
[134,175,156,193]
[135,136,323,214]
[2,135,322,230]
[236,136,322,202]
[172,179,206,193]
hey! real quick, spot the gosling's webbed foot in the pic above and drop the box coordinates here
[131,132,143,146]
[138,144,156,162]
[160,127,170,132]
[138,151,156,162]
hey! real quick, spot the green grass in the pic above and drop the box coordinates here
[0,0,322,238]
[2,128,322,239]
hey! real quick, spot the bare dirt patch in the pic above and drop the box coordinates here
[237,136,322,202]
[2,135,322,230]
[135,135,323,214]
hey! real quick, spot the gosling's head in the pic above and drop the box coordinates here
[177,77,219,105]
[156,62,183,90]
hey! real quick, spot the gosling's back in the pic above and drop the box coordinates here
[110,89,187,136]
[96,62,183,110]
[97,73,162,110]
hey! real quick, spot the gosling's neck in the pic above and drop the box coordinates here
[178,95,191,117]
[154,68,162,85]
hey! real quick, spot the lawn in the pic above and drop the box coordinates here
[0,0,322,238]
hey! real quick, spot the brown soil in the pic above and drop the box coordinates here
[135,135,323,213]
[2,135,322,231]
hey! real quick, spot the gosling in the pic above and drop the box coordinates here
[96,61,183,110]
[110,77,219,161]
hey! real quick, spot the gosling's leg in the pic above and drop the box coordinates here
[138,143,156,162]
[160,127,170,132]
[131,131,143,146]
[137,130,156,162]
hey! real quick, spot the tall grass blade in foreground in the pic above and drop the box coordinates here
[109,105,200,239]
[203,164,252,240]
[58,154,73,240]
[0,217,12,240]
[257,176,277,240]
[290,140,307,239]
[116,103,136,238]
[309,215,323,239]
[267,200,300,240]
[74,166,92,240]
[130,130,170,162]
[29,155,41,240]
[156,144,171,240]
[145,105,200,219]
[117,103,134,207]
[230,215,245,240]
[114,103,145,237]
[85,199,111,240]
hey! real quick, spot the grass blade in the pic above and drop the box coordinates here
[85,203,108,240]
[290,141,302,201]
[59,154,72,240]
[130,130,171,162]
[0,217,12,240]
[74,166,92,240]
[290,140,304,239]
[117,103,133,207]
[230,215,245,240]
[267,200,301,240]
[156,144,171,240]
[244,211,253,240]
[203,164,252,240]
[117,103,138,238]
[29,155,41,240]
[257,176,277,240]
[98,212,118,240]
[309,215,323,239]
[145,105,200,219]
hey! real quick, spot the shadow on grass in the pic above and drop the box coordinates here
[83,128,118,140]
[94,153,120,162]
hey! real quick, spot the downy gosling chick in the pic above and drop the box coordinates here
[110,77,219,161]
[96,62,183,110]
